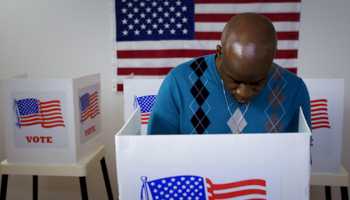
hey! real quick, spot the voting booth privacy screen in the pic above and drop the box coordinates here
[303,78,345,173]
[1,73,102,165]
[115,107,311,200]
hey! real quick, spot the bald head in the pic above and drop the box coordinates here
[216,13,278,104]
[221,13,277,66]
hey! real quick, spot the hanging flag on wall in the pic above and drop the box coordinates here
[13,98,65,129]
[112,0,301,91]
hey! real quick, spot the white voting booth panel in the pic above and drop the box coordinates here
[116,107,311,200]
[123,79,163,135]
[303,79,345,173]
[1,73,102,165]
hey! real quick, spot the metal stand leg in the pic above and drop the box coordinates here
[100,157,114,200]
[33,176,38,200]
[326,186,332,200]
[341,187,349,200]
[0,175,8,200]
[79,177,88,200]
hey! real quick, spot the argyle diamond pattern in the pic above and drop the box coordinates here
[189,57,210,134]
[264,63,287,133]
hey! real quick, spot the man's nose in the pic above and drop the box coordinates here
[236,84,253,99]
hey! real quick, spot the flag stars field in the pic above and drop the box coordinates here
[117,0,194,39]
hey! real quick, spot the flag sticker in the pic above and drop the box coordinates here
[140,175,266,200]
[13,98,65,129]
[311,99,331,130]
[134,95,157,124]
[80,91,100,124]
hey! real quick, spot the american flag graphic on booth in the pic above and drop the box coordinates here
[114,0,301,91]
[134,95,157,124]
[13,98,65,129]
[80,91,100,124]
[311,99,331,130]
[140,175,266,200]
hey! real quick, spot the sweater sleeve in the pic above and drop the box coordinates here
[147,72,181,135]
[286,79,312,132]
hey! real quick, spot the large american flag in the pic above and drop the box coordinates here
[141,175,266,200]
[80,91,100,123]
[113,0,301,91]
[14,98,65,129]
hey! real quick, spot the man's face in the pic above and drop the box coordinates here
[216,44,273,104]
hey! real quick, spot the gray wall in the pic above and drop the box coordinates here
[0,0,349,199]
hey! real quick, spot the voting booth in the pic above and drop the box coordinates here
[116,107,312,200]
[303,79,345,173]
[1,73,102,165]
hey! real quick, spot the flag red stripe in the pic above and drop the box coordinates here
[195,31,299,40]
[311,99,327,103]
[211,189,266,199]
[39,100,61,105]
[311,112,328,117]
[118,67,173,76]
[196,0,300,3]
[195,13,300,22]
[142,113,151,116]
[117,50,216,59]
[117,49,297,59]
[312,117,329,121]
[209,179,266,190]
[311,108,328,112]
[313,125,331,129]
[141,122,148,124]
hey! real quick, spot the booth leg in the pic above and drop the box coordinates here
[0,175,8,200]
[33,175,38,200]
[79,177,88,200]
[325,186,332,200]
[341,187,349,200]
[100,157,114,200]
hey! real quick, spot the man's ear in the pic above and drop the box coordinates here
[275,49,279,56]
[216,45,222,58]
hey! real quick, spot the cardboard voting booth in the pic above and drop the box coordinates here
[303,78,345,173]
[116,107,311,200]
[124,79,163,135]
[1,73,102,165]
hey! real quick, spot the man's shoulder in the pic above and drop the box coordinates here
[271,63,303,82]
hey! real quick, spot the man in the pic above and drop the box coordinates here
[148,13,311,135]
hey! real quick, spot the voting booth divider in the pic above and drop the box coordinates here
[303,79,345,174]
[115,107,312,200]
[1,73,103,165]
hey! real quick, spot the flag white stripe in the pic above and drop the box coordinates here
[117,40,298,51]
[195,22,300,32]
[117,58,298,68]
[195,3,301,14]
